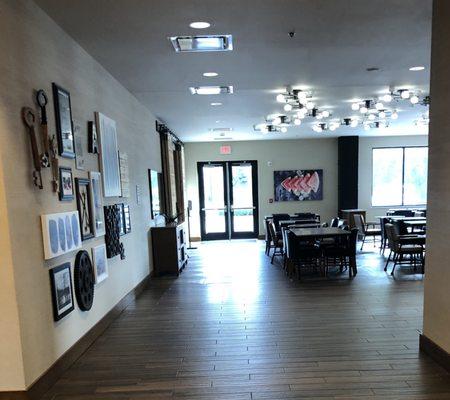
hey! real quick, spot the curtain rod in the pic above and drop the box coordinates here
[155,120,184,146]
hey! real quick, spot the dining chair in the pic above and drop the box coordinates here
[272,213,291,232]
[286,230,322,280]
[379,217,390,254]
[268,221,284,264]
[354,214,381,250]
[264,218,272,255]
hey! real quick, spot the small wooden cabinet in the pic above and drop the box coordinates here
[151,223,187,276]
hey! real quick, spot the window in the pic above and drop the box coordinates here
[372,147,428,206]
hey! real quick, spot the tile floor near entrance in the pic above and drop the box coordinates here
[43,240,450,399]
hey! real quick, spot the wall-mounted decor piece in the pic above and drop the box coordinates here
[149,169,161,219]
[75,178,94,240]
[41,211,82,260]
[95,112,121,197]
[136,184,141,205]
[74,250,95,311]
[87,121,98,154]
[89,171,105,237]
[274,169,323,202]
[49,262,74,321]
[21,107,43,189]
[104,204,125,259]
[123,203,131,234]
[119,151,130,197]
[36,89,50,168]
[59,166,74,201]
[92,244,108,284]
[73,120,85,170]
[118,203,125,236]
[52,83,75,158]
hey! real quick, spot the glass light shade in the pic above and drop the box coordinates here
[284,103,293,112]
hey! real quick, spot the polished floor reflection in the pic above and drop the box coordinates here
[43,240,450,400]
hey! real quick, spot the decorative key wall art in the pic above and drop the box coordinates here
[41,211,82,260]
[274,169,323,202]
[89,171,105,237]
[95,112,121,197]
[49,262,75,321]
[104,204,125,259]
[75,178,94,240]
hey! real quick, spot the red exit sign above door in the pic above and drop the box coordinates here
[220,145,232,155]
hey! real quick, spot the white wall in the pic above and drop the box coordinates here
[0,0,160,389]
[184,139,338,238]
[358,135,428,221]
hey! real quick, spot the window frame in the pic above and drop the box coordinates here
[371,145,428,207]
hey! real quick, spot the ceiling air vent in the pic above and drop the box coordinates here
[209,127,233,132]
[189,86,233,95]
[169,35,233,52]
[213,137,233,141]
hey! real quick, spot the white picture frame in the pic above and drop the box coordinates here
[92,244,108,284]
[89,171,106,237]
[95,112,121,197]
[41,211,82,260]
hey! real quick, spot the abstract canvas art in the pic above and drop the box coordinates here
[274,169,323,201]
[41,211,82,260]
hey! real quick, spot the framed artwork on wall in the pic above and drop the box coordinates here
[75,178,94,240]
[274,169,323,202]
[87,121,98,154]
[52,83,75,158]
[89,171,105,237]
[49,262,75,321]
[95,112,121,197]
[118,203,125,236]
[58,166,74,201]
[148,169,161,219]
[123,203,131,234]
[92,244,108,284]
[73,120,85,170]
[41,211,82,260]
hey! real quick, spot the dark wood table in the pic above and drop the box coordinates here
[279,219,320,228]
[289,227,350,239]
[376,215,426,222]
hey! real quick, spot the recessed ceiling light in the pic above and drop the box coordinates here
[203,72,218,77]
[190,86,233,95]
[211,102,222,106]
[190,22,210,29]
[409,66,425,71]
[170,35,233,52]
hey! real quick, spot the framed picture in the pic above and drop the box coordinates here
[92,244,108,284]
[75,178,94,240]
[123,203,131,234]
[119,151,130,197]
[118,203,125,236]
[41,211,82,260]
[89,171,105,237]
[274,169,323,201]
[73,120,85,170]
[148,169,161,219]
[59,167,74,201]
[49,263,74,321]
[95,112,121,197]
[52,83,75,158]
[88,121,98,154]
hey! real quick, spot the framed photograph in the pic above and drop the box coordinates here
[49,263,74,321]
[73,120,85,170]
[118,203,125,236]
[41,211,82,260]
[88,121,98,154]
[119,152,130,197]
[52,83,75,158]
[274,169,323,202]
[59,167,74,201]
[148,169,161,219]
[75,178,94,240]
[95,112,121,197]
[123,203,131,234]
[92,244,108,284]
[89,171,105,237]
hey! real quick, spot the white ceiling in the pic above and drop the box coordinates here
[35,0,432,142]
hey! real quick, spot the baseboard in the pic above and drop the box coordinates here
[257,234,265,240]
[420,334,450,372]
[190,236,201,242]
[0,274,150,400]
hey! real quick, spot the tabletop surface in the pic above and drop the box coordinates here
[290,227,350,237]
[376,216,427,221]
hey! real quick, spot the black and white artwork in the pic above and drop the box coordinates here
[49,263,74,321]
[92,244,108,284]
[88,121,98,154]
[52,83,75,158]
[73,121,85,170]
[59,167,74,201]
[95,112,121,197]
[89,171,105,237]
[41,211,82,260]
[75,178,94,240]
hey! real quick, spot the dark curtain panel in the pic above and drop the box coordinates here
[159,131,172,217]
[174,143,185,222]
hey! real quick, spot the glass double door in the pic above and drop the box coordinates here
[198,161,258,240]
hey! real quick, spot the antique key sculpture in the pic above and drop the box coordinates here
[36,90,50,167]
[21,107,43,189]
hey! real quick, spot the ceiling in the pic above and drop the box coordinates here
[34,0,432,142]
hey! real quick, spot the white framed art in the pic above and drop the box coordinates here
[95,112,121,197]
[41,211,82,260]
[89,171,106,237]
[92,244,108,284]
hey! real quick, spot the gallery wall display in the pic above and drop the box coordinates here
[41,211,82,260]
[95,112,121,197]
[49,262,74,321]
[58,166,74,201]
[74,250,95,311]
[52,83,75,159]
[75,178,94,240]
[92,244,108,284]
[89,171,106,237]
[104,204,125,259]
[274,169,323,202]
[149,169,161,219]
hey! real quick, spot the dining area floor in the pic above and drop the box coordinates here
[42,240,450,400]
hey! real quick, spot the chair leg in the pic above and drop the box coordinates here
[384,251,392,271]
[360,235,366,251]
[391,253,398,276]
[271,247,276,264]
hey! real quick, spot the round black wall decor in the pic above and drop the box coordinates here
[74,250,95,311]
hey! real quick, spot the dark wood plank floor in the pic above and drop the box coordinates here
[42,240,450,400]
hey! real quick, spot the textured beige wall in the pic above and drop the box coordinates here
[0,0,160,389]
[184,139,338,237]
[423,0,450,353]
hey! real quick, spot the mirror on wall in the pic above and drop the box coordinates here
[149,169,161,219]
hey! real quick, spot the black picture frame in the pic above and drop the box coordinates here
[88,121,98,154]
[118,203,125,236]
[49,263,75,321]
[58,166,74,201]
[52,83,75,159]
[75,178,94,240]
[123,203,131,234]
[148,169,161,219]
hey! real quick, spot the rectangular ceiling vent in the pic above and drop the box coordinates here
[169,35,233,52]
[189,86,233,95]
[213,137,233,141]
[209,127,233,132]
